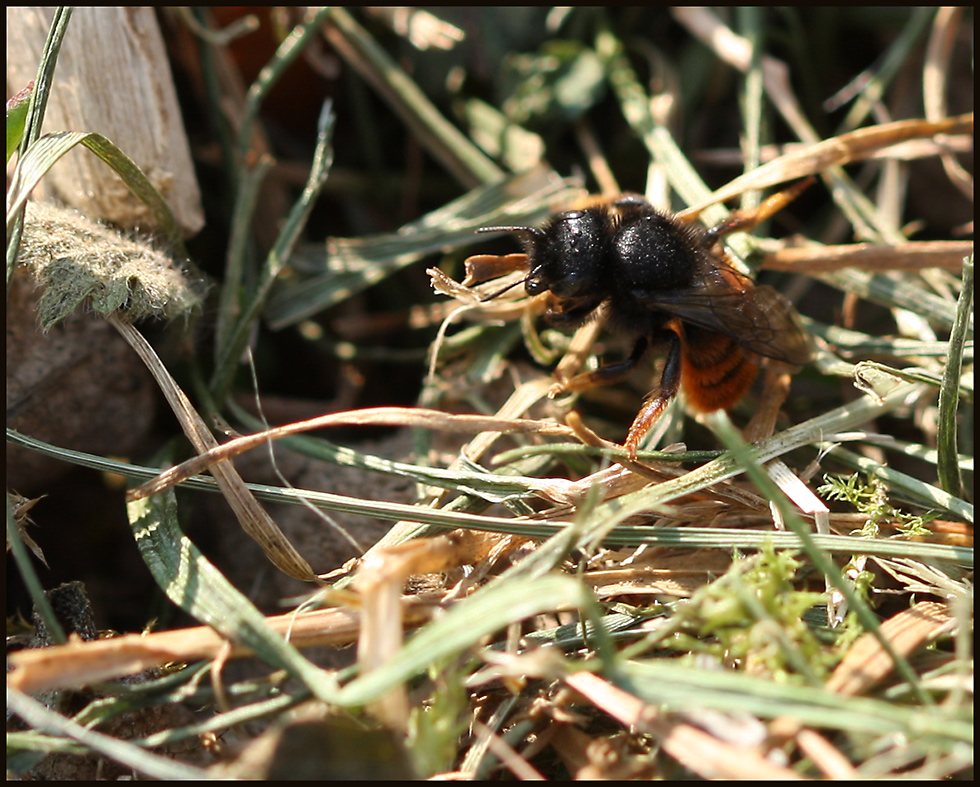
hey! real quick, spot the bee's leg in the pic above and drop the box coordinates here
[702,176,814,247]
[555,337,648,392]
[624,330,682,460]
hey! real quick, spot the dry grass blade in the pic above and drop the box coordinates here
[762,240,974,273]
[128,405,577,502]
[471,720,546,780]
[321,7,501,187]
[356,377,562,557]
[671,6,816,145]
[7,491,47,567]
[109,316,315,581]
[353,530,512,728]
[787,726,860,779]
[565,672,803,780]
[6,597,441,694]
[923,7,973,199]
[680,114,973,217]
[825,601,957,696]
[583,549,733,599]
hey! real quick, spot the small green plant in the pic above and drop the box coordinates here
[671,546,833,683]
[819,473,937,538]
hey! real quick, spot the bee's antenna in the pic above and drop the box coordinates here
[481,276,529,302]
[473,224,541,302]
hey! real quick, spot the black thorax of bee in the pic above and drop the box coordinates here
[517,198,706,338]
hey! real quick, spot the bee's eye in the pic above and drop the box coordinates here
[547,270,588,298]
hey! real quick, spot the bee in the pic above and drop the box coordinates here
[470,182,813,459]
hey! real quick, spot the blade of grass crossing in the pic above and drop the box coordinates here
[125,486,339,703]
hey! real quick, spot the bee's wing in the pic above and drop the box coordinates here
[639,277,812,365]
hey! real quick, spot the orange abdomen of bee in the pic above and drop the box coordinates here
[680,328,759,413]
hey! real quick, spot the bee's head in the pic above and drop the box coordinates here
[479,208,607,300]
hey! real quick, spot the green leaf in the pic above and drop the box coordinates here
[6,81,33,163]
[7,131,184,250]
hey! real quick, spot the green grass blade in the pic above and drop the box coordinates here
[7,131,183,251]
[10,428,972,566]
[336,574,588,707]
[264,168,582,329]
[125,484,339,703]
[619,660,971,744]
[936,256,974,497]
[7,688,209,780]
